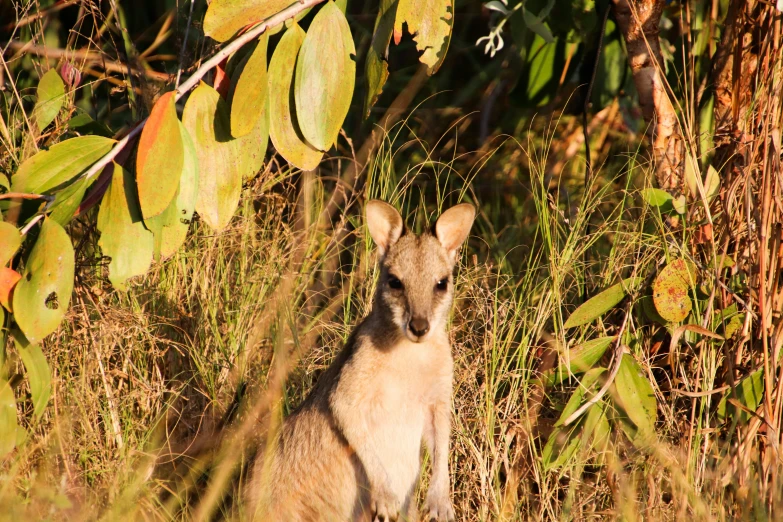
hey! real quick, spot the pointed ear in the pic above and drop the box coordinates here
[435,203,475,260]
[366,200,404,256]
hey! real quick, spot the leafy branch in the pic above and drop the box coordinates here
[78,0,328,187]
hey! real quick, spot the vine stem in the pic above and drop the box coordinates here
[79,0,326,185]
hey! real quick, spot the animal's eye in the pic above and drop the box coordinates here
[436,278,448,291]
[388,277,403,290]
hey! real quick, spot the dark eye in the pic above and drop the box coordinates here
[388,277,403,290]
[436,278,448,291]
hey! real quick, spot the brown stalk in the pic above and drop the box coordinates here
[3,41,172,82]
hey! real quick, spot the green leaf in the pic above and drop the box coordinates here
[525,33,557,106]
[33,69,66,130]
[717,369,764,425]
[394,0,453,74]
[564,277,642,328]
[145,122,199,260]
[581,400,610,457]
[704,165,719,202]
[234,99,269,181]
[268,24,323,170]
[12,218,74,344]
[611,354,656,446]
[0,222,22,267]
[522,8,553,43]
[204,0,292,43]
[713,304,743,338]
[67,111,114,138]
[15,337,51,422]
[183,83,243,231]
[672,195,687,214]
[699,94,715,163]
[641,187,673,208]
[295,1,356,151]
[684,152,699,198]
[136,91,184,220]
[231,35,269,138]
[97,163,154,290]
[547,336,614,386]
[543,367,606,470]
[11,135,115,194]
[49,174,98,226]
[591,20,625,110]
[555,367,607,426]
[364,0,398,116]
[653,259,696,323]
[0,379,17,458]
[230,48,269,180]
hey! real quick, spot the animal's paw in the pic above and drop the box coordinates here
[371,487,400,522]
[425,494,455,522]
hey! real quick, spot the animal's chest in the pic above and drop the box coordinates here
[364,347,449,496]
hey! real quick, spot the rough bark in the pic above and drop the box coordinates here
[612,0,685,197]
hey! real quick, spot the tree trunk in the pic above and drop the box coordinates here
[611,0,685,197]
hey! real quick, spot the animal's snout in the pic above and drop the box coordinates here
[408,317,430,338]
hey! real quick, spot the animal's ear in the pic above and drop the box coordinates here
[435,203,475,260]
[366,200,404,256]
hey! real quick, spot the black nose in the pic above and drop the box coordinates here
[408,317,430,337]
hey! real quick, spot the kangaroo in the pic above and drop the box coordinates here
[247,200,475,522]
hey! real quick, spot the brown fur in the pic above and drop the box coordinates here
[247,201,475,522]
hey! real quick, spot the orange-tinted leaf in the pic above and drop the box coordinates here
[145,122,199,259]
[268,24,323,170]
[214,57,231,99]
[653,259,697,323]
[0,267,21,312]
[136,91,184,219]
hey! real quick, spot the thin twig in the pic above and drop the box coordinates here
[20,214,44,235]
[4,41,171,82]
[79,0,327,185]
[0,192,53,201]
[671,384,732,397]
[2,0,79,31]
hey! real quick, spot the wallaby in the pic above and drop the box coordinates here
[247,200,475,522]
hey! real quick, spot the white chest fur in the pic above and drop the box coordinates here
[359,339,452,500]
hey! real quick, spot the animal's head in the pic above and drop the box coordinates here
[366,200,475,343]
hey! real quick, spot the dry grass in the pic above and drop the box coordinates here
[2,1,783,521]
